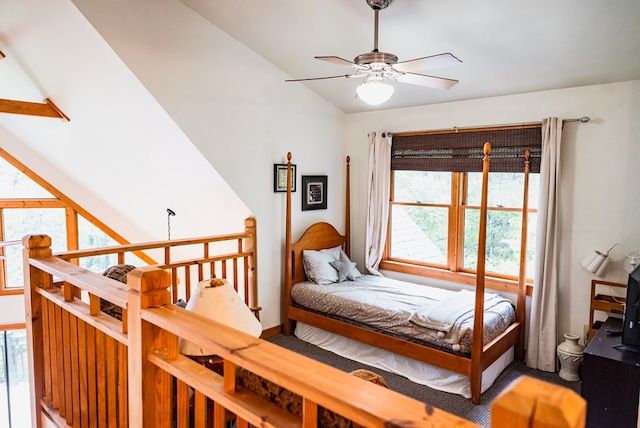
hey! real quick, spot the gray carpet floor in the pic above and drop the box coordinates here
[267,333,581,427]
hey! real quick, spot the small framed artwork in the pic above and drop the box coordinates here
[302,175,327,210]
[274,163,296,192]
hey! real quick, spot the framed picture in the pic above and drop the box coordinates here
[274,164,296,192]
[302,175,327,210]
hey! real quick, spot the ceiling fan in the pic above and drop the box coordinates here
[285,0,462,105]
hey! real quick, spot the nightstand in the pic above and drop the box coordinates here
[581,317,640,428]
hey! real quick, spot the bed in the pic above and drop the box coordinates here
[282,144,529,404]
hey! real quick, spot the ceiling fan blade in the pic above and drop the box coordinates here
[395,72,459,90]
[393,53,462,73]
[314,56,357,67]
[285,74,359,82]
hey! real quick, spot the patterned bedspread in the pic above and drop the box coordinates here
[291,274,515,354]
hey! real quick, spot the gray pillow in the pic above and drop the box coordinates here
[338,250,362,280]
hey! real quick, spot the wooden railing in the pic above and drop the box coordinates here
[23,226,586,428]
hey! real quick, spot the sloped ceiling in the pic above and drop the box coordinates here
[180,0,640,114]
[0,0,252,242]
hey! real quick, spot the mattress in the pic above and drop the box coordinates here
[290,274,515,354]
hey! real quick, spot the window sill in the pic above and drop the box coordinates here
[379,260,533,296]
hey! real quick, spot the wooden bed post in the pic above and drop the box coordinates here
[471,142,491,404]
[283,152,294,335]
[23,234,54,428]
[127,267,173,427]
[516,149,531,360]
[345,155,351,258]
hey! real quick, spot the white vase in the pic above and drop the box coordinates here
[557,333,584,381]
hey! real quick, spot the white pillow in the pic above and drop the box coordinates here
[302,245,342,284]
[339,250,362,280]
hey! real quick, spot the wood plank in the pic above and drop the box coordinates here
[0,97,69,120]
[54,305,65,417]
[85,324,98,428]
[41,299,52,405]
[78,320,89,428]
[105,338,117,428]
[176,380,189,428]
[95,331,107,428]
[69,315,81,427]
[117,342,128,428]
[62,310,73,424]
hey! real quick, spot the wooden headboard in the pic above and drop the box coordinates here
[288,222,346,286]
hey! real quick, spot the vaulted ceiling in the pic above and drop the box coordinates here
[180,0,640,113]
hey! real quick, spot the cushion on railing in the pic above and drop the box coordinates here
[100,264,136,320]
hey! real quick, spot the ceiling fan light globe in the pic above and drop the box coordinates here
[356,79,394,105]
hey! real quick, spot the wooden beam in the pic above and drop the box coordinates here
[0,97,69,121]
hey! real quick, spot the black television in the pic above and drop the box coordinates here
[622,264,640,347]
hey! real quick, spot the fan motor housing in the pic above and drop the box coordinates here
[354,51,398,66]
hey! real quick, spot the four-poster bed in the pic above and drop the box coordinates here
[283,144,529,404]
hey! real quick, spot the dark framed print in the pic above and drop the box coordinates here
[302,175,327,210]
[274,164,296,192]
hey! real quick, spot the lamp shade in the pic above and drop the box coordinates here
[180,278,262,356]
[356,78,394,105]
[581,250,612,277]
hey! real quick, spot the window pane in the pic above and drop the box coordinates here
[390,205,447,265]
[3,209,67,287]
[7,331,30,428]
[463,209,525,277]
[78,215,144,273]
[393,171,451,204]
[0,157,53,198]
[467,172,539,208]
[0,333,7,428]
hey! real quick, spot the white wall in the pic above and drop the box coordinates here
[69,0,347,330]
[345,80,640,343]
[0,0,346,329]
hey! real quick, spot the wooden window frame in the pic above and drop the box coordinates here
[0,147,153,295]
[382,168,536,295]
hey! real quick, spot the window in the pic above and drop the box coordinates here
[382,126,541,291]
[0,147,149,294]
[0,329,30,428]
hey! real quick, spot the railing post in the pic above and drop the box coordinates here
[127,266,172,428]
[23,234,53,428]
[244,217,258,310]
[490,376,586,428]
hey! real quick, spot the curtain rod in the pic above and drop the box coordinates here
[448,116,591,132]
[380,117,591,138]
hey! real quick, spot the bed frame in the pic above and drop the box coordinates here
[282,144,529,405]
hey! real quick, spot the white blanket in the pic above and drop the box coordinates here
[409,289,508,335]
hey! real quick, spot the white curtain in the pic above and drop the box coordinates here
[526,117,563,372]
[365,131,392,274]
